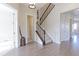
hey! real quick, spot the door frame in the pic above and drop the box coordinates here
[26,14,35,44]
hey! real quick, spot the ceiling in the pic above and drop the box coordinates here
[63,8,79,21]
[24,3,46,10]
[71,9,79,21]
[73,9,79,17]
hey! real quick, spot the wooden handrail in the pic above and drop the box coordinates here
[40,3,51,21]
[36,22,45,32]
[19,26,26,46]
[40,3,55,25]
[19,26,23,38]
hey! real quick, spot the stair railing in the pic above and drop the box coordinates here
[36,3,55,45]
[36,22,46,45]
[40,3,55,25]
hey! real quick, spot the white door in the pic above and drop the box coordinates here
[0,4,18,55]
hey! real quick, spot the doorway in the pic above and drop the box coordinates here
[0,4,18,55]
[27,15,33,43]
[60,8,79,44]
[71,17,79,43]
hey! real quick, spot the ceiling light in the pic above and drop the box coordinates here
[28,3,36,9]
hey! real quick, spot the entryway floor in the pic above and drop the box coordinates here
[4,40,79,56]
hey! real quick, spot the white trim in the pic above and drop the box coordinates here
[53,40,61,44]
[25,13,36,44]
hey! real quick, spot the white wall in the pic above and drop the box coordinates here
[6,4,37,45]
[42,3,79,44]
[18,4,37,44]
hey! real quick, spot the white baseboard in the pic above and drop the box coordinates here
[53,40,61,44]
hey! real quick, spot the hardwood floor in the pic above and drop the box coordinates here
[4,38,79,56]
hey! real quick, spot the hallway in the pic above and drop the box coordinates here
[4,39,79,56]
[1,3,79,56]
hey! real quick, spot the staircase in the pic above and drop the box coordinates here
[36,3,55,45]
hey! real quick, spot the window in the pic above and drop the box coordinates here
[0,4,18,55]
[73,23,77,30]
